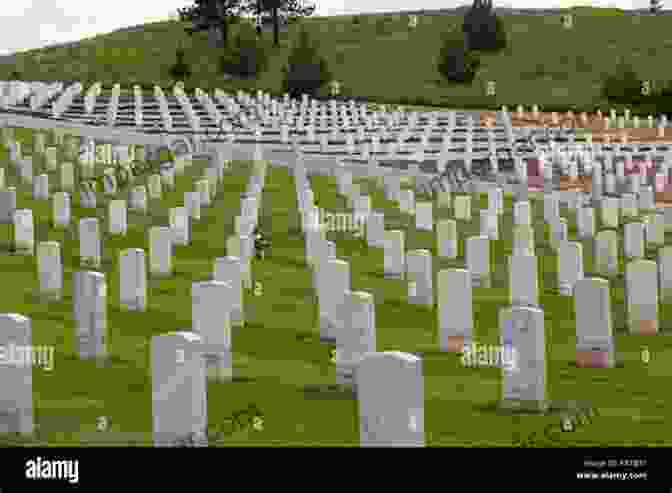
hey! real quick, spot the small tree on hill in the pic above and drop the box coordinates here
[169,47,192,80]
[220,21,270,78]
[462,0,507,53]
[437,32,480,84]
[601,59,644,105]
[179,0,254,49]
[282,28,332,98]
[650,0,664,13]
[258,0,316,47]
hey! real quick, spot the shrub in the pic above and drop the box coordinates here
[600,60,644,104]
[437,32,480,84]
[219,24,270,79]
[169,48,191,80]
[462,0,507,53]
[282,29,332,98]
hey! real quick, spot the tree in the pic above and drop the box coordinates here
[600,59,644,105]
[258,0,316,47]
[282,28,332,97]
[178,0,253,48]
[169,47,192,80]
[462,0,507,53]
[437,32,480,84]
[650,0,663,13]
[219,22,270,78]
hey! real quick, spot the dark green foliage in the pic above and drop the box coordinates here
[462,0,507,53]
[282,29,332,98]
[646,80,672,118]
[352,15,361,25]
[219,24,270,78]
[259,0,316,47]
[437,33,480,84]
[169,48,192,80]
[600,60,644,104]
[178,0,253,48]
[9,70,22,81]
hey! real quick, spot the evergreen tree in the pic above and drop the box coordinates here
[437,32,480,84]
[220,22,270,78]
[258,0,316,47]
[178,0,254,48]
[650,0,663,13]
[282,29,332,97]
[462,0,507,53]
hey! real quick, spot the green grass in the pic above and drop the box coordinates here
[0,127,671,446]
[0,10,670,112]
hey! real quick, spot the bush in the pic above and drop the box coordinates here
[169,48,191,80]
[600,60,644,104]
[282,29,332,98]
[437,33,480,84]
[219,24,270,79]
[462,0,507,53]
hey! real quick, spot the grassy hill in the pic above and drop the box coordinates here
[0,8,670,111]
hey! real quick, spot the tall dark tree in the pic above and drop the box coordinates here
[462,0,506,53]
[650,0,663,13]
[178,0,254,48]
[259,0,315,47]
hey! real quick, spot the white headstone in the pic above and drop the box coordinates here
[357,352,425,447]
[119,248,148,311]
[192,281,234,381]
[574,278,615,368]
[466,236,490,288]
[499,306,547,411]
[213,256,245,328]
[149,227,173,277]
[438,269,473,352]
[0,313,34,434]
[383,230,405,279]
[625,259,659,335]
[151,331,207,446]
[37,241,62,300]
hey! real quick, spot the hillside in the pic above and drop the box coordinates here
[0,8,670,111]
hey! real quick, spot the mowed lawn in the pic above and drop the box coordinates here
[0,8,670,111]
[0,127,670,446]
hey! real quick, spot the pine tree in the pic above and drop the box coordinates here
[178,0,254,48]
[462,0,507,53]
[258,0,316,47]
[282,29,332,98]
[437,32,480,84]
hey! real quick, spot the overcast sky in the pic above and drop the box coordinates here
[0,0,658,55]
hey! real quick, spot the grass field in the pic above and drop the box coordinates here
[0,127,671,447]
[0,8,669,112]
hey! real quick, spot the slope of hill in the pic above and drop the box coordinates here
[0,10,670,111]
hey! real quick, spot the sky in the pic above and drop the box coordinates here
[0,0,660,56]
